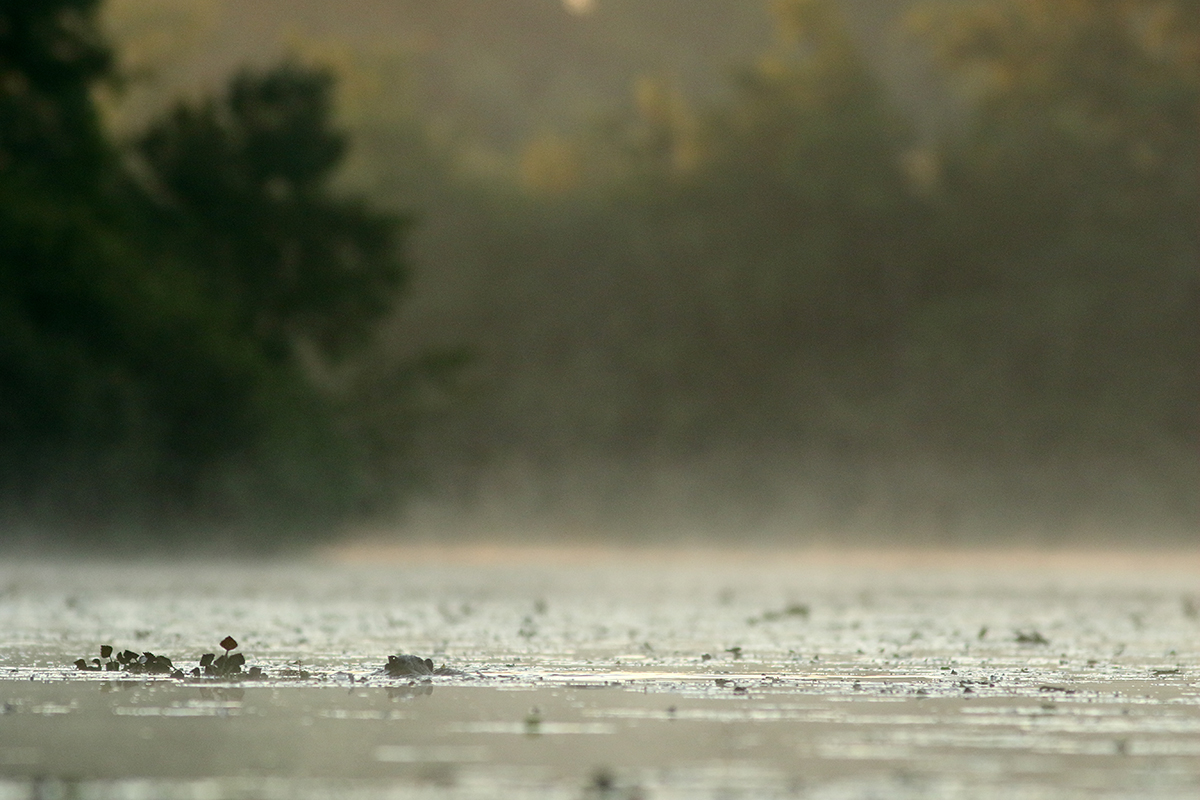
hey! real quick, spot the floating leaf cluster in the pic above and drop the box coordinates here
[74,645,178,676]
[73,637,263,680]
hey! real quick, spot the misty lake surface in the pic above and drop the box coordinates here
[1,545,1199,799]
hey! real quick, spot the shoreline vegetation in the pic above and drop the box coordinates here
[1,0,1196,547]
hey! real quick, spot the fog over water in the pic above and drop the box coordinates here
[2,7,1198,799]
[1,0,1196,546]
[3,549,1200,798]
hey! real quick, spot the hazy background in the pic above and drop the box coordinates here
[1,0,1196,549]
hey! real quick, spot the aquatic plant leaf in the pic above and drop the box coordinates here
[145,655,174,674]
[71,642,271,681]
[220,636,238,652]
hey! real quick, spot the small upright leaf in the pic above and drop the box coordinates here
[220,636,238,652]
[100,645,113,659]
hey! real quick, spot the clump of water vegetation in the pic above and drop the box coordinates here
[74,644,177,676]
[0,1,440,546]
[384,654,461,677]
[74,636,263,680]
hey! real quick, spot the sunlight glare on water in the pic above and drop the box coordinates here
[1,546,1199,799]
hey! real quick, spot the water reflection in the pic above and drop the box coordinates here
[388,682,433,700]
[1,554,1199,798]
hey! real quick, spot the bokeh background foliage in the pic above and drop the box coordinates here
[1,0,1196,545]
[1,0,416,545]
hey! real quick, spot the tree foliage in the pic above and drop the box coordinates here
[3,0,1197,541]
[138,64,407,363]
[910,0,1199,456]
[0,2,417,543]
[351,0,1198,534]
[0,0,112,188]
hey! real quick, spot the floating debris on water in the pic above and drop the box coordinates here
[1015,629,1050,645]
[7,554,1200,799]
[73,638,264,681]
[74,647,176,676]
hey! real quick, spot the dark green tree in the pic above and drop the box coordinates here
[137,63,408,366]
[1,6,418,542]
[0,0,111,189]
[0,0,197,517]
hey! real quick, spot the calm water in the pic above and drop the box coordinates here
[1,546,1198,799]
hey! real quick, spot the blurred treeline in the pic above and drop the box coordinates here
[361,0,1199,538]
[0,0,440,546]
[3,0,1197,544]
